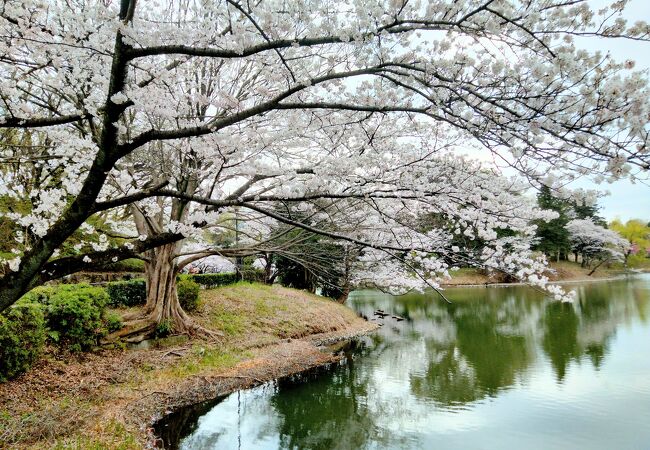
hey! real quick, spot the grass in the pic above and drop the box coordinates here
[0,395,117,449]
[444,267,492,285]
[49,420,139,450]
[546,260,624,280]
[159,346,241,379]
[194,282,358,344]
[207,304,247,336]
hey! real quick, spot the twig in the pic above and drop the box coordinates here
[161,350,186,358]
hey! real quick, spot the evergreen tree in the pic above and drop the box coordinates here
[534,186,571,261]
[572,200,606,227]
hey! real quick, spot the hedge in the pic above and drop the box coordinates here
[188,272,238,288]
[105,272,263,306]
[241,269,266,283]
[106,279,147,307]
[0,301,47,381]
[186,270,266,287]
[105,273,254,309]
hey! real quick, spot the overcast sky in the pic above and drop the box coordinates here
[573,0,650,221]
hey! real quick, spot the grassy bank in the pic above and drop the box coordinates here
[0,283,376,449]
[442,261,644,286]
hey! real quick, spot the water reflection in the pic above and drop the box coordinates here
[157,275,650,450]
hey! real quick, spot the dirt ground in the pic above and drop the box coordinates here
[0,284,377,449]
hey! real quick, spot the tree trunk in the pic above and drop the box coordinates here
[142,243,192,331]
[107,243,196,343]
[336,246,353,303]
[588,258,609,276]
[336,287,350,304]
[262,253,276,284]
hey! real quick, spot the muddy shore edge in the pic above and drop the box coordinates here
[137,322,378,448]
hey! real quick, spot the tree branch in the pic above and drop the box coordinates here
[33,232,183,285]
[0,113,86,128]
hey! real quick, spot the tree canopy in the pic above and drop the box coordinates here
[1,0,649,311]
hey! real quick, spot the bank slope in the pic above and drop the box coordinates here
[0,283,376,449]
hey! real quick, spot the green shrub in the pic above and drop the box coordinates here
[106,279,146,307]
[103,312,123,333]
[19,285,57,304]
[182,270,265,289]
[241,268,266,283]
[155,319,173,338]
[177,278,200,312]
[0,301,47,381]
[45,284,108,352]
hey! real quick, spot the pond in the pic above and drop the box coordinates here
[155,275,650,450]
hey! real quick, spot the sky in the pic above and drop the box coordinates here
[572,0,650,221]
[453,0,650,221]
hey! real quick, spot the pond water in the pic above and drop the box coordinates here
[155,275,650,450]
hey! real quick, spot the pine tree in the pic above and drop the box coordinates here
[534,186,572,262]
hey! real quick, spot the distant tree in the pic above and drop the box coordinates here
[534,186,572,262]
[572,200,607,227]
[609,219,650,266]
[566,219,629,274]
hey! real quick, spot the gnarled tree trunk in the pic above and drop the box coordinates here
[142,243,192,330]
[107,243,191,342]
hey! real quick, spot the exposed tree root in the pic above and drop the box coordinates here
[103,312,222,344]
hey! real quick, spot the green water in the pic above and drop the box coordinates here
[156,275,650,450]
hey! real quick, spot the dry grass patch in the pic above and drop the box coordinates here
[443,261,627,286]
[195,283,359,345]
[145,345,244,382]
[443,268,491,285]
[545,260,623,281]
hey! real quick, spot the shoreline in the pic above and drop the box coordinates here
[441,273,641,289]
[0,284,378,449]
[143,324,377,448]
[440,266,649,288]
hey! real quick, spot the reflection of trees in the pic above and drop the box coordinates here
[577,285,613,370]
[409,277,650,403]
[154,396,226,450]
[542,302,581,381]
[410,297,533,406]
[269,358,382,450]
[410,341,480,406]
[540,278,650,381]
[454,305,531,394]
[164,277,650,449]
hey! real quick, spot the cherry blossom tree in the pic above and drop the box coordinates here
[566,218,630,274]
[1,0,649,335]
